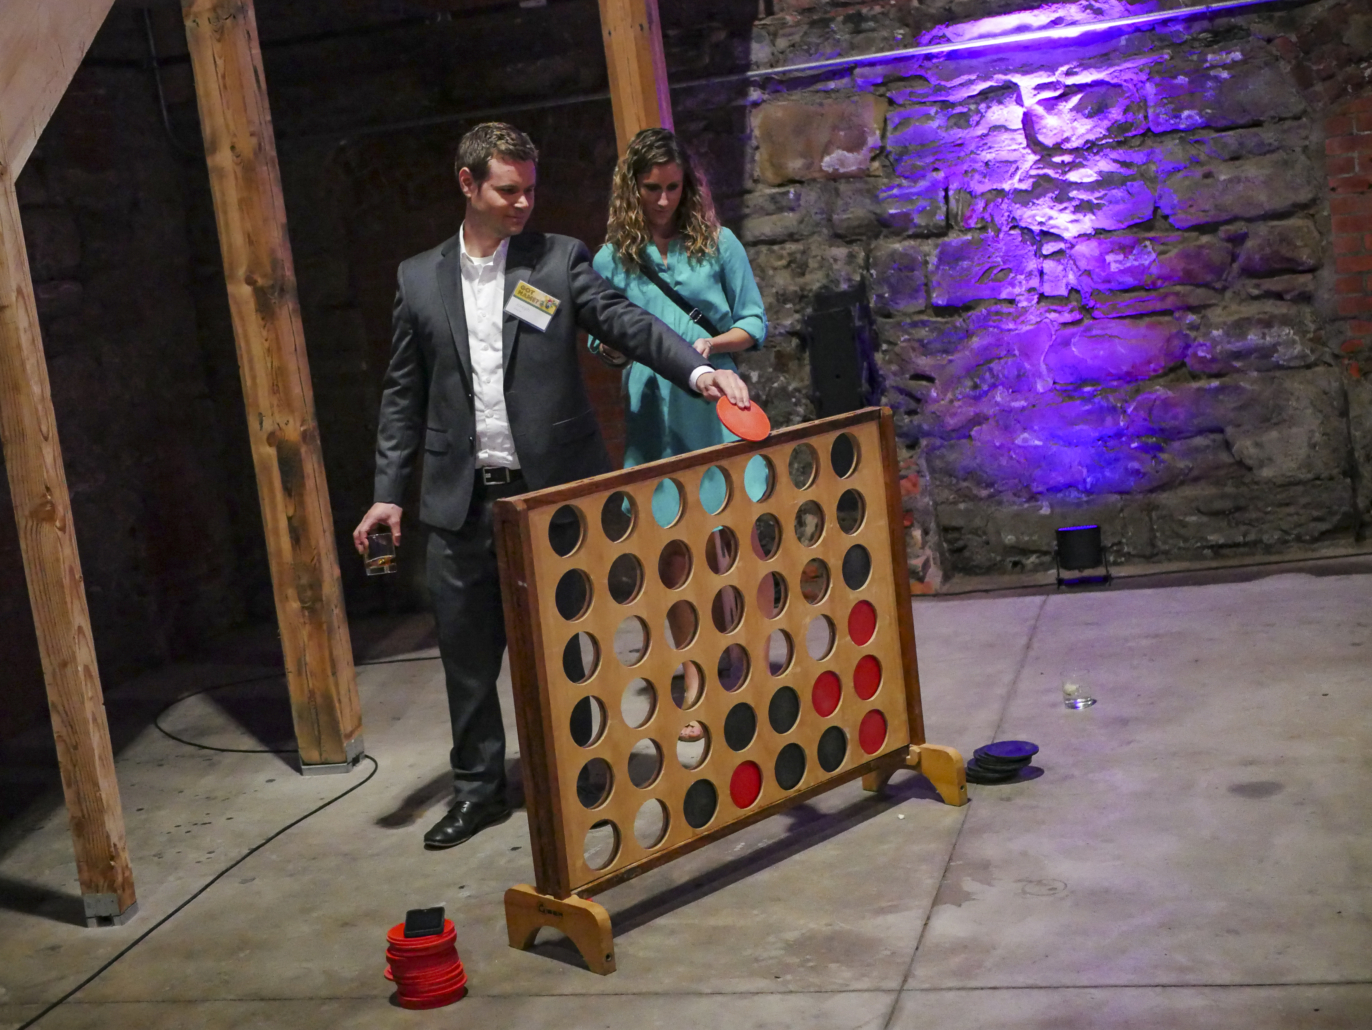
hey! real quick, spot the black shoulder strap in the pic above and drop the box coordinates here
[637,258,724,339]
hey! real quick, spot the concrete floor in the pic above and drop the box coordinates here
[1,567,1369,1029]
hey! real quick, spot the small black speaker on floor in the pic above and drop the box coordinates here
[1055,524,1112,588]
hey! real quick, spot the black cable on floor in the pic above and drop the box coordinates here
[17,675,385,1030]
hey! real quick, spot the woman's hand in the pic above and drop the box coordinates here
[693,337,713,359]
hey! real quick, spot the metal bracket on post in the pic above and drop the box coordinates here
[84,894,139,928]
[299,735,366,776]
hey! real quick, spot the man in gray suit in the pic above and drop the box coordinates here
[353,123,750,850]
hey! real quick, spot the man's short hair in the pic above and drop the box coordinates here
[456,123,539,182]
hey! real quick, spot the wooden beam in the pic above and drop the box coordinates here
[0,161,136,925]
[596,0,673,154]
[0,0,117,176]
[182,0,364,772]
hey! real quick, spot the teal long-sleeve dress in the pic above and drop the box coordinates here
[590,227,768,524]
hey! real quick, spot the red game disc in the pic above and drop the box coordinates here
[858,710,888,754]
[730,761,763,808]
[853,655,882,700]
[717,396,771,442]
[848,601,877,645]
[812,671,842,717]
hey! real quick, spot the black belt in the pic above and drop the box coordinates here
[479,466,521,486]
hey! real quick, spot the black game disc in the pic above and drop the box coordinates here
[979,740,1039,761]
[972,748,1031,772]
[964,759,1020,784]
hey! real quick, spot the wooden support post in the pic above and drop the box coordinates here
[597,0,673,153]
[183,0,363,772]
[0,0,117,176]
[0,162,136,926]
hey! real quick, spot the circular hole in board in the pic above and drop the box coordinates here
[788,444,818,490]
[795,501,825,548]
[830,433,859,478]
[766,628,794,676]
[682,779,718,830]
[613,616,650,667]
[583,820,619,870]
[775,743,807,791]
[698,466,732,516]
[562,632,600,683]
[651,479,684,529]
[752,513,781,560]
[805,616,836,661]
[664,601,699,650]
[848,600,877,646]
[600,491,636,543]
[812,671,842,718]
[554,568,592,621]
[569,695,607,747]
[607,553,644,605]
[658,539,693,589]
[711,585,745,634]
[676,722,711,770]
[842,544,872,590]
[633,799,669,848]
[837,489,866,534]
[705,526,739,574]
[717,643,751,692]
[756,571,788,619]
[548,505,585,557]
[723,702,758,751]
[854,656,882,700]
[859,710,889,755]
[768,686,800,734]
[730,761,763,809]
[627,738,663,788]
[745,455,775,502]
[817,726,848,773]
[620,678,656,729]
[670,662,705,711]
[576,756,613,808]
[800,558,831,605]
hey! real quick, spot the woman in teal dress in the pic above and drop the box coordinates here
[590,128,768,739]
[590,128,768,522]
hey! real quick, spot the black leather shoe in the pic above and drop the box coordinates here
[423,799,512,850]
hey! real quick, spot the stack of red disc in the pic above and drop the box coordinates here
[384,919,468,1009]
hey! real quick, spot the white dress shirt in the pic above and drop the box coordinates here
[459,224,520,469]
[458,223,713,471]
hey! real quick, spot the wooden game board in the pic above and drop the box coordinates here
[494,407,966,973]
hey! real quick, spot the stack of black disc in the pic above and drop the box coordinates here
[966,740,1039,784]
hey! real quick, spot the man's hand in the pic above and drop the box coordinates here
[353,502,403,554]
[696,368,750,409]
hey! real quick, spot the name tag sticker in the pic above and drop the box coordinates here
[505,280,561,331]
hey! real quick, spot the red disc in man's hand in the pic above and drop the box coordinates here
[717,395,771,442]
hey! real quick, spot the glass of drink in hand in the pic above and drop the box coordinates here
[365,529,397,576]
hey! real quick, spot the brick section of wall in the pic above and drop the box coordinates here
[1329,96,1372,375]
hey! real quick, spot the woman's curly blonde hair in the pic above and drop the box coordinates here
[605,128,719,274]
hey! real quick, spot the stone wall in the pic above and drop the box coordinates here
[721,0,1372,584]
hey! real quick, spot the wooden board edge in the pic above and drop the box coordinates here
[878,408,926,745]
[571,747,908,897]
[494,497,571,897]
[511,408,884,512]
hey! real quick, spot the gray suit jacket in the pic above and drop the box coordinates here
[373,230,704,530]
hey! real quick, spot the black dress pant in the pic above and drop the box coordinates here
[427,477,585,805]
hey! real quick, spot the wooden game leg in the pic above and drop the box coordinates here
[504,885,616,975]
[911,744,969,807]
[862,746,969,807]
